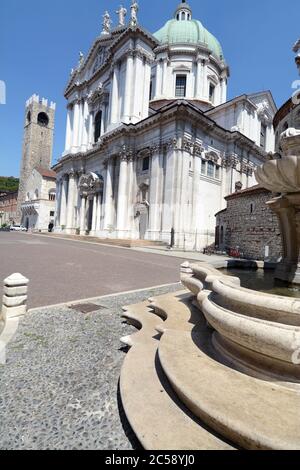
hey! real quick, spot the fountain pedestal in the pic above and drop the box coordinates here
[267,193,300,284]
[256,128,300,285]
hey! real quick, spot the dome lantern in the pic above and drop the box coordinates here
[175,0,192,21]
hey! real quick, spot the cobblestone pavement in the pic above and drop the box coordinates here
[0,283,181,450]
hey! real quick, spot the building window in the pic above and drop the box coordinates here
[207,161,215,178]
[201,159,206,175]
[209,83,215,103]
[250,203,254,214]
[175,75,187,98]
[215,165,220,179]
[49,193,56,201]
[260,123,267,149]
[142,156,150,172]
[50,211,55,217]
[94,111,102,143]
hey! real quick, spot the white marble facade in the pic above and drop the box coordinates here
[54,1,277,250]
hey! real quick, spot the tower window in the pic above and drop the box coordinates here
[27,111,31,124]
[94,111,102,143]
[182,12,186,20]
[209,83,215,103]
[175,75,187,98]
[37,112,49,127]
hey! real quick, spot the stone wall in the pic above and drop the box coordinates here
[216,186,282,261]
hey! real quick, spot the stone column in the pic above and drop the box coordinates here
[202,60,208,100]
[65,105,73,152]
[60,176,68,229]
[66,173,76,233]
[54,179,62,229]
[220,78,227,104]
[109,64,120,127]
[96,193,102,232]
[195,60,202,98]
[192,154,202,246]
[81,100,89,151]
[148,150,161,240]
[123,52,134,123]
[91,194,98,233]
[80,196,87,234]
[132,54,144,122]
[142,60,152,119]
[103,159,114,232]
[88,112,94,147]
[117,154,128,235]
[155,60,162,99]
[162,58,168,96]
[72,101,80,151]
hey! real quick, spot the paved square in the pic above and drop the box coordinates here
[0,233,184,308]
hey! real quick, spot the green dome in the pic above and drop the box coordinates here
[154,19,224,61]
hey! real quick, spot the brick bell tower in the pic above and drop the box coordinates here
[16,94,56,222]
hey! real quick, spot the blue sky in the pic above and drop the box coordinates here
[0,0,299,177]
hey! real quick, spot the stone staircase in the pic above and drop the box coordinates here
[120,264,300,450]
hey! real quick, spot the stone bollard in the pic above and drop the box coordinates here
[1,273,29,321]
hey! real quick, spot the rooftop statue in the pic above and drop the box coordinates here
[116,5,127,27]
[102,11,112,35]
[130,0,139,27]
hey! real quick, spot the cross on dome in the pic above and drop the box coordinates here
[175,0,192,21]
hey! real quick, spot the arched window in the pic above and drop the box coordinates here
[34,189,39,200]
[27,111,31,124]
[182,12,186,20]
[94,111,102,143]
[37,112,49,127]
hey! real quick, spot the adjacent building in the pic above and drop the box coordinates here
[53,0,276,250]
[17,94,57,231]
[0,190,18,226]
[215,186,281,261]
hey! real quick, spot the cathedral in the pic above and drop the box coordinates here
[53,0,277,250]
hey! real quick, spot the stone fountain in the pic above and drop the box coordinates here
[256,128,300,284]
[119,128,300,451]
